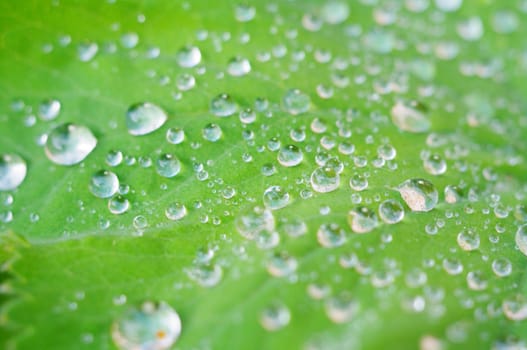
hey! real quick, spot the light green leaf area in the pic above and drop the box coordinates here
[1,0,526,349]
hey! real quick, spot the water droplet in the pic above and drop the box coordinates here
[235,207,275,239]
[321,1,349,24]
[277,145,303,167]
[77,41,98,62]
[210,94,237,117]
[186,264,223,287]
[176,73,196,91]
[492,258,512,277]
[263,186,290,210]
[377,144,396,160]
[165,202,187,221]
[0,154,27,191]
[378,199,405,224]
[348,206,379,233]
[349,174,368,191]
[260,302,290,331]
[282,89,310,115]
[267,252,297,277]
[176,45,201,68]
[515,224,527,256]
[227,56,251,76]
[126,102,167,136]
[391,100,431,133]
[156,154,181,178]
[166,128,185,144]
[111,301,181,350]
[38,99,61,121]
[397,178,438,212]
[235,4,256,22]
[442,258,463,275]
[89,170,119,198]
[45,123,97,165]
[503,294,527,321]
[444,185,462,204]
[108,195,130,215]
[317,223,346,248]
[325,292,356,323]
[239,108,256,124]
[424,154,447,175]
[457,228,480,251]
[434,0,462,12]
[202,123,222,142]
[310,167,340,193]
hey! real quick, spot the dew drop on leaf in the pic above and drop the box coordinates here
[277,145,303,167]
[317,223,346,248]
[310,166,340,193]
[202,123,223,142]
[165,202,187,221]
[423,154,447,175]
[502,294,527,321]
[227,56,251,76]
[155,154,181,178]
[44,123,97,165]
[176,45,201,68]
[89,170,119,198]
[111,301,181,350]
[391,100,431,133]
[210,93,237,117]
[457,228,480,251]
[125,102,167,136]
[348,206,379,233]
[0,153,27,191]
[397,178,438,212]
[108,195,130,215]
[378,199,405,224]
[282,89,311,115]
[515,224,527,256]
[259,302,290,331]
[38,99,61,121]
[186,263,223,288]
[263,185,290,210]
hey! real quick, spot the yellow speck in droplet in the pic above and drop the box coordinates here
[156,330,166,339]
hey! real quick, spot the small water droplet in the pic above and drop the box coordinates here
[277,145,303,167]
[391,100,431,133]
[166,128,185,144]
[89,170,119,198]
[165,202,187,221]
[424,154,447,175]
[378,199,405,224]
[126,102,167,136]
[235,4,256,22]
[0,154,27,191]
[492,258,512,277]
[227,56,251,76]
[349,174,368,191]
[348,206,379,233]
[503,294,527,321]
[263,186,290,210]
[176,45,201,68]
[108,195,130,215]
[260,302,290,331]
[282,89,310,115]
[77,41,98,62]
[515,224,527,256]
[186,263,223,287]
[267,252,297,277]
[38,99,61,121]
[310,166,340,193]
[202,123,222,142]
[210,94,237,117]
[44,123,97,165]
[457,228,480,251]
[156,154,181,178]
[325,292,356,323]
[398,178,438,212]
[317,223,346,248]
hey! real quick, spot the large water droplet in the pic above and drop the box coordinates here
[391,100,431,133]
[111,301,181,350]
[89,170,119,198]
[0,154,27,191]
[348,206,379,233]
[397,178,438,212]
[282,89,311,115]
[277,145,303,167]
[263,186,290,210]
[45,123,97,165]
[126,102,167,136]
[176,45,201,68]
[310,166,340,193]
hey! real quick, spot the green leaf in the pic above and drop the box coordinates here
[1,0,527,349]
